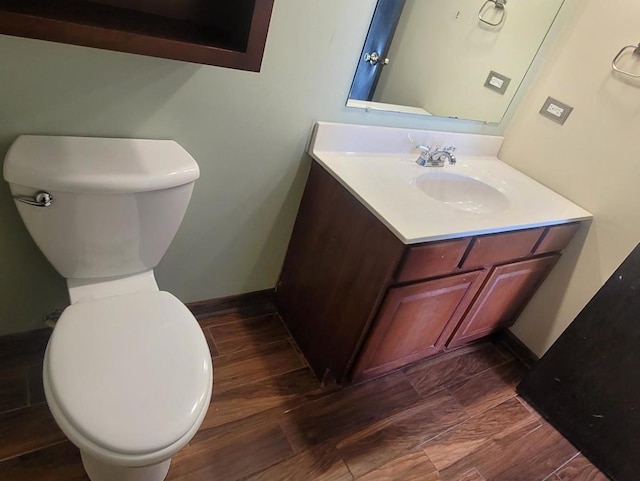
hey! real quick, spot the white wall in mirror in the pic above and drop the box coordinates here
[377,0,564,122]
[349,0,566,124]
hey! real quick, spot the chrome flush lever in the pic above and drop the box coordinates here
[13,191,54,207]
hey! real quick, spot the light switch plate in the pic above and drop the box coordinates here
[540,97,573,125]
[484,70,511,95]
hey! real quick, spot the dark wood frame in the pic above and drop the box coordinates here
[0,0,275,71]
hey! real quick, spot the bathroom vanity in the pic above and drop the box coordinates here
[276,122,591,383]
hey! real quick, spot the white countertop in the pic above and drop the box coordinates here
[309,122,592,244]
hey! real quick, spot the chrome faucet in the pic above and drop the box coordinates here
[415,145,457,167]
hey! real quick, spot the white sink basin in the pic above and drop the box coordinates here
[416,172,510,214]
[308,122,592,243]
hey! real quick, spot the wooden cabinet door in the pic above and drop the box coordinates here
[447,255,560,348]
[352,270,487,381]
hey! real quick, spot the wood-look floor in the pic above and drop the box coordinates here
[0,304,609,480]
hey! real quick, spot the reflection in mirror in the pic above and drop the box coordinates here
[348,0,565,123]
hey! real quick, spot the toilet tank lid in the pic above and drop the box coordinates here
[3,135,200,193]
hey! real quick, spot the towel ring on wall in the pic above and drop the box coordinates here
[478,0,507,27]
[612,43,640,78]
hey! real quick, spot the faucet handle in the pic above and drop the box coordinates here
[444,146,457,165]
[415,145,431,166]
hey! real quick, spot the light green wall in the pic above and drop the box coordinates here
[0,0,509,335]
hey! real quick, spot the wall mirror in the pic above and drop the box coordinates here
[348,0,565,123]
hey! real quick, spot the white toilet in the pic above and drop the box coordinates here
[3,136,213,481]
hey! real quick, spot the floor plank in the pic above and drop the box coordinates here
[168,413,294,481]
[404,344,511,398]
[441,421,578,481]
[0,403,66,462]
[209,313,290,355]
[201,367,334,430]
[0,441,88,480]
[202,328,219,357]
[355,451,440,481]
[422,397,538,471]
[483,422,578,480]
[336,389,468,478]
[435,420,546,481]
[281,372,421,453]
[0,329,50,370]
[244,444,353,481]
[0,366,28,413]
[197,305,277,329]
[555,454,610,481]
[449,360,525,418]
[27,363,46,406]
[457,468,487,481]
[213,339,306,392]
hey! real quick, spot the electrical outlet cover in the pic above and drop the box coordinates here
[484,71,511,95]
[540,97,573,125]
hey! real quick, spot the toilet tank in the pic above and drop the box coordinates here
[3,136,200,279]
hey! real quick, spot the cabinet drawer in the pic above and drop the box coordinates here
[534,222,580,255]
[461,228,544,269]
[396,238,470,282]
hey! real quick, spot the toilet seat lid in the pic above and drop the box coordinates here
[46,291,212,455]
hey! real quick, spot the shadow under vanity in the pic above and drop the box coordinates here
[276,122,590,384]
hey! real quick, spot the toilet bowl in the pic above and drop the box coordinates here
[44,289,212,481]
[3,136,213,481]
